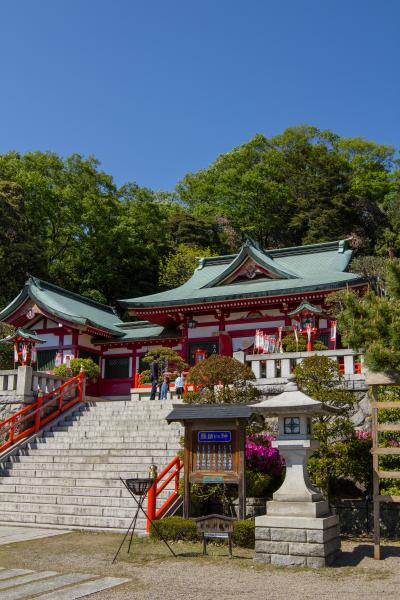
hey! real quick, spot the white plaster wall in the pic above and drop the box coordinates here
[226,320,285,332]
[103,347,131,355]
[232,337,255,351]
[31,319,45,330]
[192,315,218,323]
[188,326,219,339]
[47,319,59,328]
[36,333,60,346]
[64,335,72,345]
[79,333,98,350]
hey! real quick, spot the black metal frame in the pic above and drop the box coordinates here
[112,477,176,563]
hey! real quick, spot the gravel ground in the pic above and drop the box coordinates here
[0,532,399,600]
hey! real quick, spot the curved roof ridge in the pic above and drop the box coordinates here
[27,275,118,315]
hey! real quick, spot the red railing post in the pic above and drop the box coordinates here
[174,458,180,494]
[9,416,15,445]
[146,479,157,533]
[134,372,140,388]
[34,391,43,432]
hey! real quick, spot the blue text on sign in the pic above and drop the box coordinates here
[198,431,232,443]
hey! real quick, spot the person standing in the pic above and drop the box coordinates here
[150,354,159,400]
[174,372,184,399]
[160,375,170,400]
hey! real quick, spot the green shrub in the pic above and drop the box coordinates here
[53,358,100,380]
[149,516,200,542]
[149,516,255,548]
[282,333,326,352]
[233,519,255,548]
[246,470,272,497]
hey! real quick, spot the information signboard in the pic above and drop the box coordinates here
[198,431,231,443]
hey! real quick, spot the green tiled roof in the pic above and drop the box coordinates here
[120,239,366,309]
[0,277,179,343]
[0,276,124,336]
[0,327,46,345]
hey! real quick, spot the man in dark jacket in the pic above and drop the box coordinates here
[150,354,159,400]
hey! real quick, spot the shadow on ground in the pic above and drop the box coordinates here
[333,543,400,567]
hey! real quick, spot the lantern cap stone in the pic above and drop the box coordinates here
[252,375,339,416]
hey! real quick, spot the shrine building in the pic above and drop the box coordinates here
[0,238,366,397]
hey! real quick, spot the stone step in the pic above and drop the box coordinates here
[0,492,142,508]
[43,435,179,442]
[0,511,139,530]
[0,468,176,479]
[25,448,179,457]
[0,501,148,520]
[0,397,182,533]
[14,453,178,464]
[5,461,176,472]
[1,483,169,497]
[32,439,179,450]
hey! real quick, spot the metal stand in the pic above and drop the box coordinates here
[112,477,176,563]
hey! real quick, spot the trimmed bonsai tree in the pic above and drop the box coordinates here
[141,347,188,382]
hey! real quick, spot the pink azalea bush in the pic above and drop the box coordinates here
[355,430,371,440]
[246,433,284,478]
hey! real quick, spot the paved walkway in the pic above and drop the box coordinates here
[0,527,129,598]
[0,568,129,599]
[0,526,68,546]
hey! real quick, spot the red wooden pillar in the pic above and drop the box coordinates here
[131,346,137,388]
[217,310,232,356]
[180,318,189,363]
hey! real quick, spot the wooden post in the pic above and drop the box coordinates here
[371,384,381,560]
[238,423,246,520]
[183,426,191,518]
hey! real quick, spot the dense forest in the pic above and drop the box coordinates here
[0,125,399,310]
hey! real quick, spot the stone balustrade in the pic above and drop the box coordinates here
[244,349,367,391]
[0,370,18,396]
[0,366,66,404]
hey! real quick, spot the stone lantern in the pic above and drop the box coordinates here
[252,375,341,567]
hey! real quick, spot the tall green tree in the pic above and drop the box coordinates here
[330,260,400,371]
[178,126,395,251]
[0,181,42,307]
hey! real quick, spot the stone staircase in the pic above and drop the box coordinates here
[0,399,182,535]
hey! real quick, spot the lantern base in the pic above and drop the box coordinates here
[254,513,340,568]
[266,499,329,518]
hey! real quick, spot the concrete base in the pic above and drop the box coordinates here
[254,513,340,568]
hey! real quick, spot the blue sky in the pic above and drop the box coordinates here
[0,0,398,190]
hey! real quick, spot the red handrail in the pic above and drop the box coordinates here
[0,371,85,454]
[146,455,183,532]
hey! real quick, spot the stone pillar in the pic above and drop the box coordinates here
[15,366,34,402]
[266,360,276,379]
[344,354,354,375]
[251,360,261,379]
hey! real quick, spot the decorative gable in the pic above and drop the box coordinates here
[221,257,284,285]
[204,239,298,289]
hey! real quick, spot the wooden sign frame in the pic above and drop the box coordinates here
[183,419,246,519]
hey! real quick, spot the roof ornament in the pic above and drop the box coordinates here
[243,236,262,251]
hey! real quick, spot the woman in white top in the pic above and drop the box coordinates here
[174,373,184,399]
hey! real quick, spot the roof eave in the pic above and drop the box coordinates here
[122,277,368,310]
